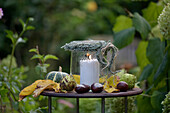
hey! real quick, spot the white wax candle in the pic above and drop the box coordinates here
[80,59,100,86]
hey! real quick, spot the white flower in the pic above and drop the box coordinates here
[0,8,4,19]
[158,3,170,39]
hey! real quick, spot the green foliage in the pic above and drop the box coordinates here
[79,98,100,113]
[113,27,135,49]
[163,0,170,4]
[113,15,132,33]
[135,41,150,70]
[29,46,58,78]
[142,2,163,27]
[105,97,136,113]
[137,95,154,113]
[112,1,169,112]
[132,13,151,40]
[0,55,17,68]
[158,3,170,39]
[162,91,170,113]
[139,64,153,81]
[154,51,168,86]
[0,0,169,113]
[151,91,165,112]
[0,18,38,113]
[146,38,164,68]
[118,73,137,89]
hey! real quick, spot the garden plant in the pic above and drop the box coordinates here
[0,0,169,113]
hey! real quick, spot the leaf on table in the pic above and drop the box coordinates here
[72,75,80,84]
[33,80,56,97]
[104,75,120,93]
[99,76,107,84]
[104,86,120,93]
[19,80,44,101]
[47,82,61,93]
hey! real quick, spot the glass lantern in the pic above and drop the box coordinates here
[62,40,118,86]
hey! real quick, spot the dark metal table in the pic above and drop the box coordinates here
[41,88,143,113]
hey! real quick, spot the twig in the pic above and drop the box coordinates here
[0,95,3,113]
[124,8,133,17]
[7,92,13,113]
[36,45,43,65]
[5,85,17,102]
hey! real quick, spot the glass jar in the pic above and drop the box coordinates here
[62,40,118,85]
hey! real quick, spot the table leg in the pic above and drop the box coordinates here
[101,98,105,113]
[48,96,52,113]
[125,96,128,113]
[76,98,79,113]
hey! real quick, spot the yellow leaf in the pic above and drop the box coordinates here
[73,74,107,84]
[19,80,44,101]
[33,80,56,97]
[52,83,60,93]
[72,75,80,84]
[104,75,118,88]
[104,75,120,93]
[99,76,107,84]
[104,87,120,93]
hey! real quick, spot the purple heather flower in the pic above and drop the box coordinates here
[0,8,4,19]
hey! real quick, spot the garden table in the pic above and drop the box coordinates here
[41,88,142,113]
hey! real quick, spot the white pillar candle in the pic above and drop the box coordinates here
[80,58,100,86]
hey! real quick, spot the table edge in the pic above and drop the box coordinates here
[40,88,143,98]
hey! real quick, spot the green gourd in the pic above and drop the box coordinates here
[45,66,69,83]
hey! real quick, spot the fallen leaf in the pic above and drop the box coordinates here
[19,80,44,101]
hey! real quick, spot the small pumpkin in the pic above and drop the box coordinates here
[45,66,69,83]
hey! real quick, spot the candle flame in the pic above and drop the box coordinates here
[89,55,92,60]
[86,53,92,60]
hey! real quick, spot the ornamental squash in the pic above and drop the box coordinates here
[45,66,69,83]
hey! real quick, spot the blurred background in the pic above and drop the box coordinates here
[0,0,169,113]
[0,0,151,83]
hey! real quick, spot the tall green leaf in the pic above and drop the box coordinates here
[26,26,35,30]
[31,54,43,60]
[154,52,168,86]
[113,15,132,33]
[139,64,153,81]
[146,38,164,68]
[44,54,58,62]
[132,13,151,40]
[113,27,135,49]
[19,19,25,28]
[151,91,165,112]
[137,95,155,113]
[5,30,15,44]
[142,2,163,27]
[135,41,150,70]
[29,48,38,53]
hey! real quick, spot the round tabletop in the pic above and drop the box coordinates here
[41,88,143,98]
